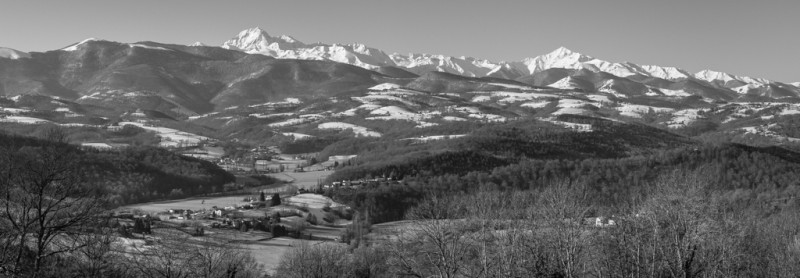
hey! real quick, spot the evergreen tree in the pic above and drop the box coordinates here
[271,193,282,206]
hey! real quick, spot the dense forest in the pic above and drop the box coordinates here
[0,129,235,206]
[324,143,800,227]
[323,116,693,182]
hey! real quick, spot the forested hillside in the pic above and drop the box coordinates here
[0,129,234,206]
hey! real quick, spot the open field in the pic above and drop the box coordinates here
[123,195,248,212]
[268,170,331,190]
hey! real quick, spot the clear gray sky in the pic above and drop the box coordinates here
[2,0,798,82]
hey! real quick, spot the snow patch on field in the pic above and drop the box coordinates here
[438,93,461,98]
[369,83,402,91]
[188,112,219,120]
[586,95,612,104]
[779,105,800,116]
[286,194,346,209]
[1,107,30,114]
[552,99,592,115]
[667,109,706,128]
[249,112,294,119]
[468,91,558,104]
[541,118,592,132]
[442,116,467,121]
[415,121,438,128]
[335,104,382,117]
[402,134,467,142]
[81,143,114,150]
[722,103,777,123]
[282,132,314,139]
[616,104,675,118]
[521,101,551,108]
[318,122,381,137]
[354,95,416,107]
[472,96,491,102]
[453,106,506,122]
[468,113,506,122]
[740,125,800,142]
[0,116,51,124]
[269,118,312,127]
[119,122,210,147]
[366,106,426,121]
[248,98,302,108]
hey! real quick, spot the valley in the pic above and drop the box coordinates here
[3,26,800,277]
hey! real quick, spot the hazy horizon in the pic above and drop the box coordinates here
[2,0,798,82]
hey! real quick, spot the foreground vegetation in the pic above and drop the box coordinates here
[278,172,800,277]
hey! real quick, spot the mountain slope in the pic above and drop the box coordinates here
[0,47,30,60]
[0,39,384,115]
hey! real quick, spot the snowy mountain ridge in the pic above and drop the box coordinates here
[219,27,787,90]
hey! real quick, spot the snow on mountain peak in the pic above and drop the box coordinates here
[551,46,578,56]
[638,65,691,80]
[243,27,269,38]
[695,70,735,82]
[221,27,306,54]
[520,47,593,75]
[215,28,788,88]
[62,38,98,51]
[279,35,299,43]
[189,42,207,47]
[695,69,769,86]
[0,47,31,59]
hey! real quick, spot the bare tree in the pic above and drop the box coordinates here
[123,230,263,278]
[0,130,106,277]
[274,241,353,278]
[534,179,593,278]
[385,195,481,278]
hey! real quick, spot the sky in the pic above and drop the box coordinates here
[2,0,798,82]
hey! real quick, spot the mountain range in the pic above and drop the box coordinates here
[1,27,800,149]
[221,27,797,91]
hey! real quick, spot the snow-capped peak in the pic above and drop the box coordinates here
[792,82,800,87]
[695,69,769,86]
[0,47,31,59]
[62,38,98,51]
[189,41,207,47]
[221,27,305,54]
[279,35,299,44]
[695,70,737,83]
[520,47,593,74]
[638,65,692,80]
[216,28,787,88]
[550,46,578,57]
